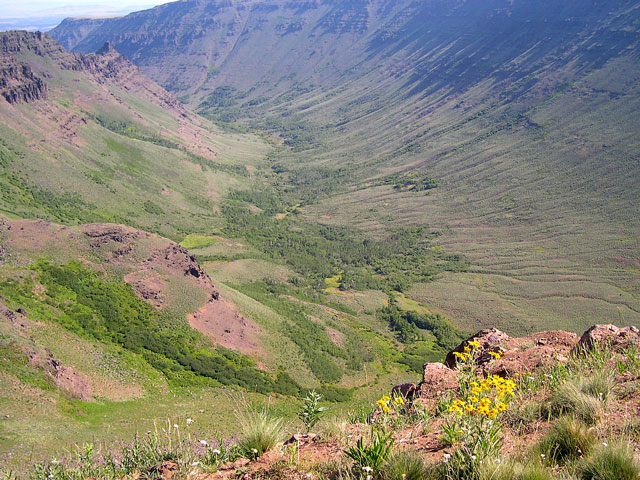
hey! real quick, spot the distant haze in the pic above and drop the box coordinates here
[0,0,167,32]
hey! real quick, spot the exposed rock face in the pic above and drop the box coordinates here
[0,56,48,104]
[416,363,459,400]
[0,31,188,115]
[574,324,640,353]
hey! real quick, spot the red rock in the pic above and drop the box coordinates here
[574,324,640,353]
[444,328,510,368]
[416,363,458,399]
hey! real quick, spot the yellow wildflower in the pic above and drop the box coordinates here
[468,340,481,348]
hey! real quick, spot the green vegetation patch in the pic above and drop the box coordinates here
[222,188,467,293]
[378,298,464,347]
[0,261,301,396]
[376,172,440,193]
[180,234,219,250]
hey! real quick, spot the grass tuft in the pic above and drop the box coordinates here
[537,416,597,466]
[578,444,640,480]
[379,451,428,480]
[236,406,285,459]
[547,380,603,425]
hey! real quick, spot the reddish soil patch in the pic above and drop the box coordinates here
[124,272,166,308]
[188,296,264,358]
[326,327,345,347]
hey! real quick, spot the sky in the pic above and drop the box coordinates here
[0,0,168,31]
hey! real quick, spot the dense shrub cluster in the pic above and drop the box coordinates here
[3,260,302,395]
[378,300,464,347]
[221,194,467,292]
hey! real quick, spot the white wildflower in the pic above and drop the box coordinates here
[602,442,609,447]
[199,440,208,446]
[173,424,179,429]
[212,449,221,455]
[186,418,194,425]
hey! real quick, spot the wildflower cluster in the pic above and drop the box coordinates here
[441,340,518,472]
[449,375,515,418]
[376,395,392,413]
[376,394,404,414]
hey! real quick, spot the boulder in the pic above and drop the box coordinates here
[444,328,510,368]
[416,363,458,400]
[391,382,417,401]
[573,324,640,353]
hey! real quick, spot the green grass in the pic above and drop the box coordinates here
[579,444,640,480]
[537,416,598,466]
[179,234,219,250]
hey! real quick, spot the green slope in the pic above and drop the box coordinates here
[50,0,640,332]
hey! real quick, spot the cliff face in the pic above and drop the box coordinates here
[0,31,187,114]
[0,56,48,104]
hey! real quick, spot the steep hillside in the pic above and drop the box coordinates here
[0,215,431,470]
[1,32,454,468]
[50,0,640,333]
[0,30,269,241]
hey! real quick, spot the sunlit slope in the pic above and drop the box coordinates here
[49,0,640,333]
[0,31,270,241]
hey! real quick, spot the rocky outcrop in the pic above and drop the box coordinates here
[25,346,93,400]
[0,56,48,104]
[408,324,638,407]
[444,328,578,376]
[574,324,640,353]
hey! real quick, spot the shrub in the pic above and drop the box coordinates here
[579,444,640,480]
[236,407,285,459]
[379,451,428,480]
[537,416,597,466]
